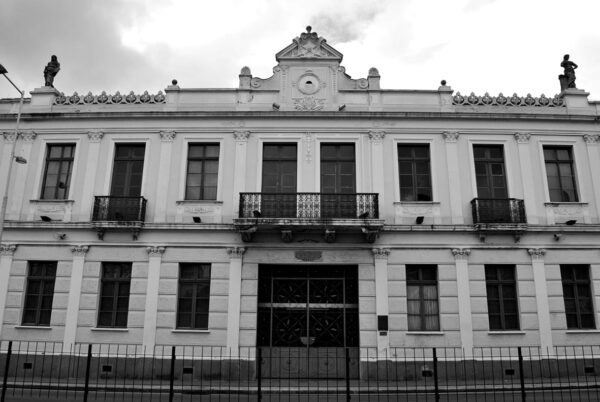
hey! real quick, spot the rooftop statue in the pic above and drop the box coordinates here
[559,54,577,91]
[43,55,60,88]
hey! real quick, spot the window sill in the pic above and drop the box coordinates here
[544,202,588,206]
[565,330,600,334]
[30,199,75,204]
[176,200,223,205]
[406,331,444,335]
[91,327,129,332]
[171,329,210,333]
[487,331,526,335]
[394,201,440,205]
[15,325,52,330]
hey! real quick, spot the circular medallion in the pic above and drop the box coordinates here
[298,73,320,95]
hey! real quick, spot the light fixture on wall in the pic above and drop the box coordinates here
[14,156,27,164]
[252,210,262,218]
[565,219,577,225]
[55,232,66,240]
[415,216,425,224]
[192,216,201,223]
[554,233,562,241]
[40,216,52,222]
[272,103,280,110]
[338,104,346,111]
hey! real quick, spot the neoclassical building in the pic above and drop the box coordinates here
[1,27,599,364]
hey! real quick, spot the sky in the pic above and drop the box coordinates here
[1,0,600,100]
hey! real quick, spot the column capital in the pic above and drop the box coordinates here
[233,130,251,142]
[227,247,246,258]
[442,131,460,143]
[87,131,104,142]
[368,130,385,143]
[21,131,37,142]
[70,245,89,256]
[514,132,531,143]
[528,248,546,260]
[146,246,166,257]
[0,244,17,256]
[451,248,471,260]
[372,248,390,259]
[2,132,18,142]
[159,130,177,142]
[583,134,599,144]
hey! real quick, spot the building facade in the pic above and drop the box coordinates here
[1,27,600,359]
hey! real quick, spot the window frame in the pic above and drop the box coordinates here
[185,143,220,201]
[397,143,432,202]
[560,264,596,330]
[22,261,57,327]
[406,264,440,331]
[97,262,132,328]
[176,263,211,330]
[542,145,579,202]
[485,265,520,331]
[40,143,76,200]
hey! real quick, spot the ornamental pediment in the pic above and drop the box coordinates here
[276,26,343,62]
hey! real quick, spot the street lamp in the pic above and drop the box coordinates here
[0,63,27,246]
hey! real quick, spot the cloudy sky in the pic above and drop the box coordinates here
[1,0,600,100]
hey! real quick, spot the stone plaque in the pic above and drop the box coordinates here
[295,250,322,262]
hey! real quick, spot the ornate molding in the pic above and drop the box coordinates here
[227,247,246,258]
[303,132,314,162]
[528,248,546,260]
[2,132,18,142]
[452,92,564,107]
[368,130,385,143]
[0,244,17,256]
[233,130,251,142]
[583,134,599,144]
[21,131,37,142]
[87,131,104,142]
[160,131,176,142]
[451,248,471,260]
[293,96,325,111]
[146,246,166,257]
[443,131,459,143]
[54,90,165,105]
[514,132,531,144]
[372,248,390,259]
[70,245,89,256]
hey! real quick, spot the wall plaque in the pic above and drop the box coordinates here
[295,250,322,261]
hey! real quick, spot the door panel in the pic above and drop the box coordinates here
[474,145,508,199]
[261,144,297,217]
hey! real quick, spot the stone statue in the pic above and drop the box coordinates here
[43,55,60,87]
[560,54,578,90]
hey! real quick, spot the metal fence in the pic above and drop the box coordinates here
[1,341,599,401]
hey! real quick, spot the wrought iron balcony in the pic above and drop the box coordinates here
[239,193,379,220]
[92,196,147,222]
[471,198,526,224]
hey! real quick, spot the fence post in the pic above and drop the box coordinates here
[518,347,526,402]
[257,347,262,402]
[345,347,351,402]
[1,341,12,402]
[433,348,440,402]
[169,346,176,402]
[83,344,92,402]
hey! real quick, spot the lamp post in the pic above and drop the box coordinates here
[0,63,27,245]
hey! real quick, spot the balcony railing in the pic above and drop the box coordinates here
[239,193,379,219]
[471,198,526,224]
[92,196,147,222]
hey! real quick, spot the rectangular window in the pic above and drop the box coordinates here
[473,145,508,199]
[22,261,57,326]
[41,144,75,199]
[406,265,439,331]
[177,263,211,329]
[98,263,131,328]
[185,144,219,200]
[561,265,595,329]
[398,144,432,201]
[111,144,145,197]
[485,265,519,330]
[544,146,578,202]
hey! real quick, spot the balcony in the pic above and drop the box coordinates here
[235,193,383,243]
[471,198,526,242]
[92,196,147,240]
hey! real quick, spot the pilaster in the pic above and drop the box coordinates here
[78,131,104,220]
[514,133,538,223]
[232,131,250,217]
[155,131,176,221]
[369,131,386,217]
[0,244,17,338]
[528,248,553,352]
[443,132,463,223]
[583,134,600,221]
[372,247,390,352]
[63,245,89,352]
[226,247,245,351]
[7,131,35,220]
[143,246,166,351]
[452,248,473,355]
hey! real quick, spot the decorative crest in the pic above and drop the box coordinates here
[276,27,343,62]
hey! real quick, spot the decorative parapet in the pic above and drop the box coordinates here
[0,244,17,256]
[452,92,564,107]
[70,245,89,257]
[527,248,546,260]
[372,248,390,259]
[54,90,166,105]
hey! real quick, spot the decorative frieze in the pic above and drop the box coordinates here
[233,130,251,142]
[87,131,104,142]
[146,246,166,257]
[293,96,325,111]
[70,245,89,256]
[368,130,385,143]
[372,248,391,259]
[451,248,471,260]
[528,248,546,260]
[227,247,246,258]
[0,244,17,256]
[54,90,166,105]
[159,131,176,142]
[443,131,460,143]
[452,92,564,107]
[514,132,531,144]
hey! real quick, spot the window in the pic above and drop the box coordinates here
[485,265,519,330]
[177,263,211,329]
[111,144,145,197]
[22,261,57,326]
[185,144,219,200]
[544,146,578,202]
[41,144,75,199]
[473,145,508,199]
[406,265,439,331]
[98,263,131,328]
[320,143,356,194]
[398,144,432,201]
[561,265,595,329]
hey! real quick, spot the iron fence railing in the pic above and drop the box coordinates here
[239,193,379,220]
[92,196,147,222]
[1,341,599,401]
[471,198,527,224]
